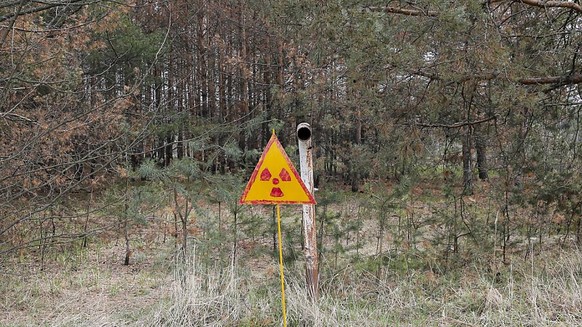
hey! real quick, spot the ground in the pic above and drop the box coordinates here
[1,190,582,326]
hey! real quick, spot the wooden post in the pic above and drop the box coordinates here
[297,123,319,300]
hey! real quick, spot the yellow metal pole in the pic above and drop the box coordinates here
[276,204,288,327]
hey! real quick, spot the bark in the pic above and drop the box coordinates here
[263,53,273,147]
[238,2,249,152]
[197,4,208,118]
[176,130,184,159]
[474,128,488,180]
[351,110,362,192]
[462,127,473,195]
[165,135,173,167]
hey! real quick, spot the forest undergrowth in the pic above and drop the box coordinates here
[3,1,582,325]
[1,180,582,326]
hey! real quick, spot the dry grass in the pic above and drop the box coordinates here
[1,206,581,326]
[145,245,582,326]
[0,243,172,327]
[2,245,581,326]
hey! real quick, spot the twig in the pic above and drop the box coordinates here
[414,115,497,129]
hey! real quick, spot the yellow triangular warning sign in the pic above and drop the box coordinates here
[240,133,316,205]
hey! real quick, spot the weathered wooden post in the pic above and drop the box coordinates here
[297,122,319,300]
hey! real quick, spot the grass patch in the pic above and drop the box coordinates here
[140,245,582,326]
[2,190,581,326]
[2,243,581,326]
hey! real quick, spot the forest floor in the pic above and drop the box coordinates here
[1,187,582,326]
[2,240,581,326]
[0,243,173,326]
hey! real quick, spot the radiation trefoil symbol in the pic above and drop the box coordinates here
[260,168,292,197]
[240,133,316,205]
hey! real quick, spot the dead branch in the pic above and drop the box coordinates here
[491,0,582,13]
[367,1,582,19]
[408,69,582,88]
[518,73,582,85]
[366,6,439,17]
[415,115,497,129]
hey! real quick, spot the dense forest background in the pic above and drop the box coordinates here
[2,0,582,325]
[2,0,582,277]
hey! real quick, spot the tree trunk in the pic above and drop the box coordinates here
[197,4,208,118]
[237,4,249,153]
[462,126,473,195]
[350,109,363,192]
[475,129,488,180]
[123,175,131,265]
[165,134,173,167]
[177,129,184,159]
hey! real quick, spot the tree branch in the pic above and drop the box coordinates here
[518,73,582,85]
[367,1,582,18]
[0,0,26,10]
[0,0,25,47]
[408,69,582,88]
[365,6,439,17]
[492,0,582,13]
[0,112,36,123]
[415,115,497,129]
[0,0,90,23]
